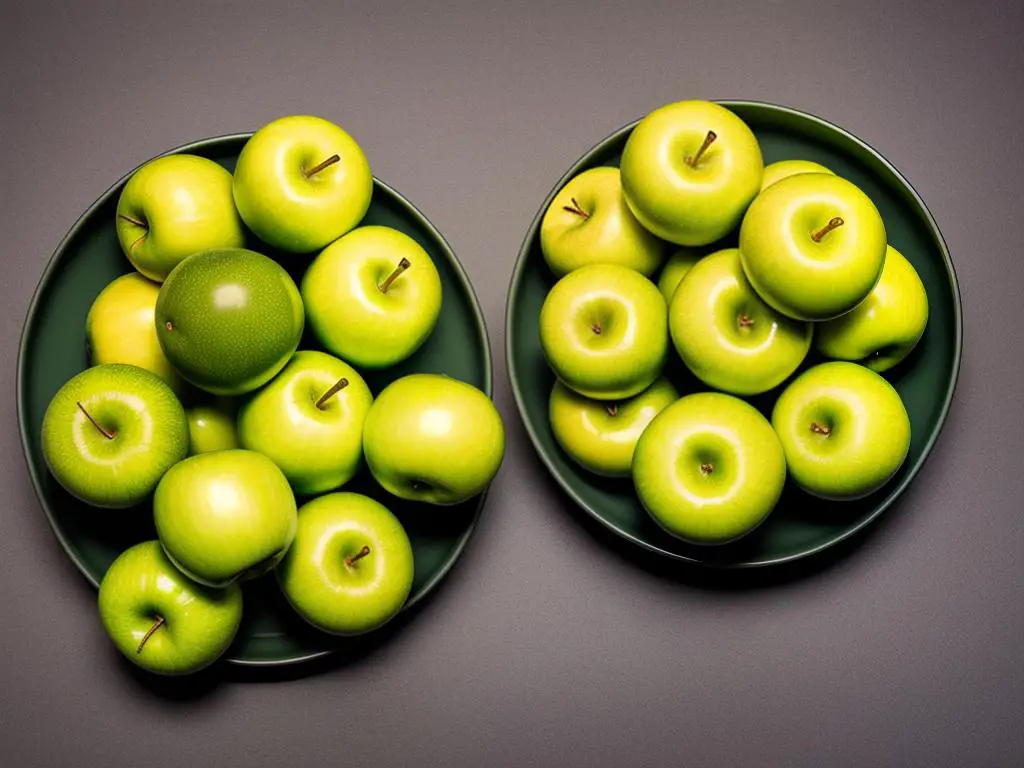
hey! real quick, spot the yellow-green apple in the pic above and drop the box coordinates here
[657,248,704,303]
[815,245,929,372]
[155,248,304,395]
[153,449,297,586]
[620,100,763,246]
[760,159,834,191]
[669,248,812,395]
[549,377,678,477]
[362,374,504,505]
[186,400,239,455]
[277,493,414,635]
[86,273,182,393]
[540,166,665,276]
[41,364,188,508]
[633,392,786,544]
[98,541,242,675]
[232,115,372,252]
[115,155,244,281]
[302,226,442,369]
[238,351,373,495]
[539,264,667,400]
[772,361,911,499]
[739,173,887,320]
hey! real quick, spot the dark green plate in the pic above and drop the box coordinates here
[507,101,962,568]
[18,134,493,666]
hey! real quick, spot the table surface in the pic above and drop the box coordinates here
[2,1,1022,766]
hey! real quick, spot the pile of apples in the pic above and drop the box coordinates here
[539,100,928,544]
[41,115,505,675]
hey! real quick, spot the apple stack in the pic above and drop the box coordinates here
[41,116,505,675]
[539,100,928,544]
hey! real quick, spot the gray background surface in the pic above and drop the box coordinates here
[2,1,1022,766]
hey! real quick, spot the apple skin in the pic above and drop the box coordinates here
[238,351,374,495]
[302,226,442,369]
[363,374,504,505]
[620,100,763,246]
[186,400,239,455]
[98,541,242,675]
[760,160,834,191]
[42,364,188,508]
[116,154,245,282]
[815,245,929,372]
[657,248,704,303]
[86,273,182,393]
[232,115,372,253]
[539,264,668,400]
[772,361,911,499]
[549,377,678,477]
[633,392,786,544]
[739,173,887,321]
[540,166,665,277]
[669,248,812,395]
[153,449,298,587]
[277,493,414,635]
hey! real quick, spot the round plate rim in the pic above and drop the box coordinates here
[17,132,494,666]
[504,99,964,568]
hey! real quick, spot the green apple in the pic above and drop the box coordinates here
[760,159,834,191]
[154,449,298,586]
[277,493,414,635]
[633,392,786,544]
[186,400,239,455]
[155,248,304,395]
[620,100,763,246]
[302,226,442,369]
[657,248,704,303]
[42,364,188,508]
[363,374,504,505]
[815,245,929,372]
[238,351,374,494]
[539,263,667,400]
[772,361,911,499]
[540,166,665,276]
[739,172,887,320]
[549,377,678,477]
[86,273,181,393]
[669,248,812,395]
[98,541,242,675]
[116,154,245,281]
[232,115,373,253]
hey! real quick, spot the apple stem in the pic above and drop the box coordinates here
[738,313,754,328]
[379,258,412,293]
[315,377,350,410]
[686,130,718,168]
[117,213,147,229]
[137,615,165,654]
[810,422,831,436]
[345,545,371,568]
[76,401,115,440]
[562,197,590,220]
[607,404,618,417]
[700,462,714,476]
[811,217,845,243]
[591,323,602,335]
[304,154,341,178]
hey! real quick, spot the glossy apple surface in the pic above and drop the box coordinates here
[760,159,834,191]
[186,400,239,455]
[657,248,704,303]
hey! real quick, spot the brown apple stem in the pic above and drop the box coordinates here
[607,404,618,417]
[137,615,165,654]
[738,314,754,328]
[811,217,845,243]
[345,545,371,568]
[117,213,147,229]
[686,130,718,167]
[304,154,341,178]
[810,422,831,436]
[591,323,602,335]
[700,462,714,476]
[379,258,412,293]
[315,377,350,410]
[562,197,590,220]
[76,401,115,440]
